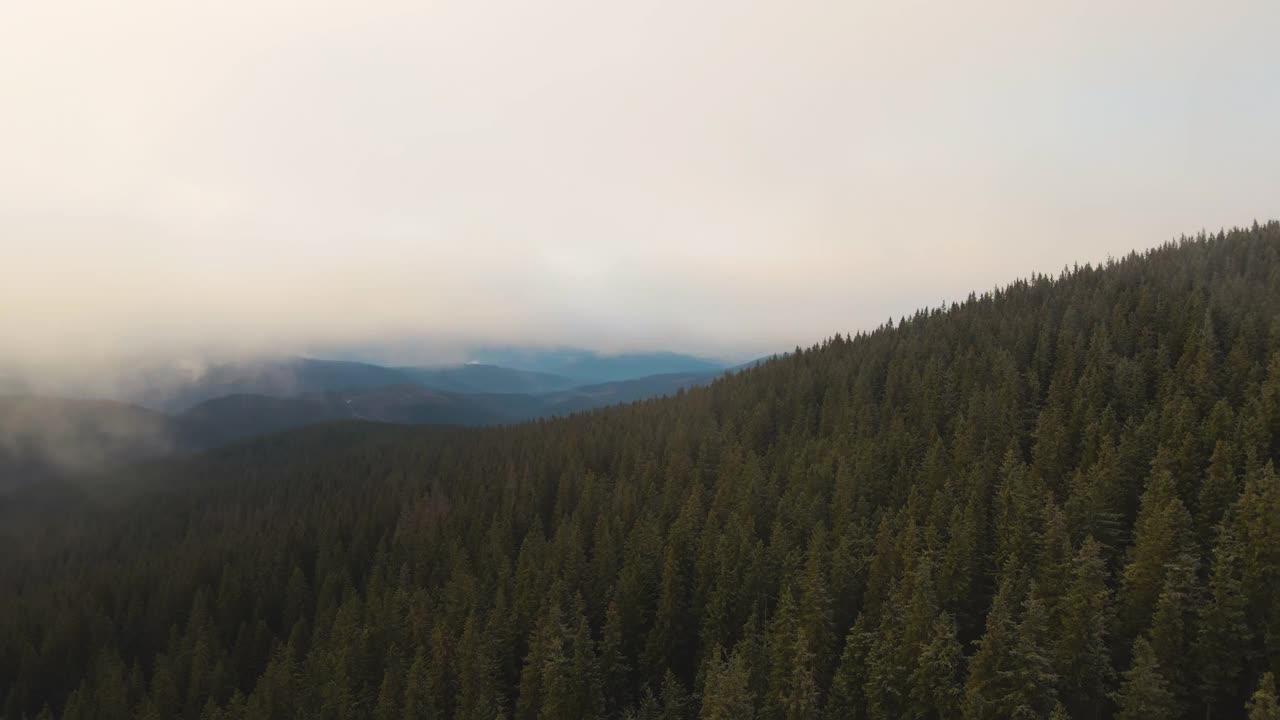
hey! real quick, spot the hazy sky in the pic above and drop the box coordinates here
[3,0,1278,374]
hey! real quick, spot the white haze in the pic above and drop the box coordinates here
[2,0,1278,388]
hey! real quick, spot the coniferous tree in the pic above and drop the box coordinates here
[826,616,871,720]
[1117,454,1194,644]
[1004,593,1059,719]
[1054,538,1114,719]
[699,647,754,720]
[404,647,440,720]
[1196,441,1239,545]
[906,613,963,720]
[963,575,1021,720]
[658,670,690,720]
[1111,638,1175,720]
[1193,519,1251,719]
[1249,674,1280,720]
[1235,464,1280,673]
[1146,549,1200,714]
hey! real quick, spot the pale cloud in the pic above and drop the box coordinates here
[1,0,1277,376]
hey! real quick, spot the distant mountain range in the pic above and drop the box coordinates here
[127,358,430,412]
[180,371,715,443]
[393,364,580,395]
[0,351,731,490]
[113,351,725,413]
[466,348,727,383]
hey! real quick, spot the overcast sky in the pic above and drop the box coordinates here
[3,0,1278,374]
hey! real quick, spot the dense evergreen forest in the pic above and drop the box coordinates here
[4,222,1280,720]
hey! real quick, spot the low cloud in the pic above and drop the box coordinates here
[1,0,1277,389]
[0,396,176,487]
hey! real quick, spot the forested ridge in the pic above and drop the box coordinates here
[4,223,1280,720]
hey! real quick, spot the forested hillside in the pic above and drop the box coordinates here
[3,223,1280,720]
[0,371,723,491]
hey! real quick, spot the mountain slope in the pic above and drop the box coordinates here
[395,364,579,394]
[546,351,724,383]
[535,371,717,416]
[131,357,414,412]
[468,348,726,382]
[175,393,353,447]
[0,371,728,489]
[175,371,722,440]
[3,224,1280,720]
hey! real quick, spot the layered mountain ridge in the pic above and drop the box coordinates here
[0,352,729,490]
